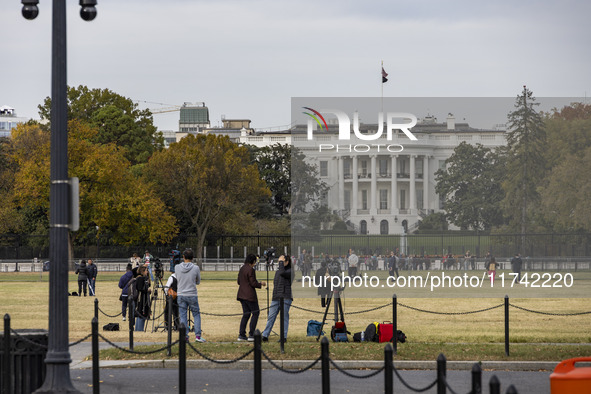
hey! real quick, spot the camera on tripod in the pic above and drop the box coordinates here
[263,247,276,264]
[326,258,341,276]
[153,257,164,280]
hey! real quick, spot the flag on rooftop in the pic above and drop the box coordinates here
[382,67,388,83]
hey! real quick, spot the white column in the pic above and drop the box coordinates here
[391,155,398,214]
[370,155,377,215]
[352,156,358,216]
[423,155,429,212]
[410,154,416,211]
[338,156,345,210]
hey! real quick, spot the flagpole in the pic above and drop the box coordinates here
[381,60,384,116]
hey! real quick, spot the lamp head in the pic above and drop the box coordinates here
[80,0,97,21]
[21,0,39,20]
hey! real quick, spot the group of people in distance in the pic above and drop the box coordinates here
[74,258,97,296]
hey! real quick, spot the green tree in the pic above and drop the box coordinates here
[38,85,163,165]
[418,212,449,232]
[540,103,591,231]
[246,143,291,216]
[435,142,505,230]
[144,134,271,259]
[502,86,547,243]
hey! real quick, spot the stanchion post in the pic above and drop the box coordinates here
[91,317,99,394]
[279,297,285,353]
[384,343,393,394]
[3,314,11,394]
[489,375,500,394]
[254,329,262,394]
[504,295,509,357]
[167,295,173,357]
[94,298,99,321]
[179,324,186,394]
[471,362,482,394]
[128,300,134,351]
[321,337,330,394]
[437,353,446,394]
[392,293,397,355]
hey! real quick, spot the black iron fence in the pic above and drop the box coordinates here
[2,233,591,261]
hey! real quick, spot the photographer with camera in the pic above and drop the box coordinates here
[142,250,155,281]
[236,254,266,341]
[262,254,294,343]
[176,248,206,343]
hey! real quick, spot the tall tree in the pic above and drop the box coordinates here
[540,103,591,231]
[38,85,163,165]
[435,142,505,230]
[502,86,547,247]
[6,121,177,245]
[246,143,291,216]
[144,134,270,259]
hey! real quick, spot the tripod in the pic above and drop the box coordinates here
[150,274,168,332]
[316,288,345,341]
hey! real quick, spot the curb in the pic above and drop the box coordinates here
[72,359,558,372]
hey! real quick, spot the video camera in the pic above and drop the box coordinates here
[326,258,342,276]
[263,247,276,263]
[152,257,164,279]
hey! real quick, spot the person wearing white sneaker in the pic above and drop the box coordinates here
[176,248,206,343]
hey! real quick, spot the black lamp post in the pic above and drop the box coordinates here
[21,1,97,393]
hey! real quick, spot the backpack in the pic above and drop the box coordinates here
[128,277,139,302]
[364,322,380,342]
[307,320,324,337]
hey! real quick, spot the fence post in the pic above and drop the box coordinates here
[504,295,509,356]
[167,295,173,357]
[392,294,397,355]
[254,329,262,394]
[489,375,500,394]
[506,384,518,394]
[280,297,285,354]
[384,343,393,394]
[321,336,330,394]
[128,300,134,351]
[3,314,11,394]
[179,324,186,394]
[437,353,446,394]
[94,298,99,321]
[91,317,100,394]
[471,363,482,394]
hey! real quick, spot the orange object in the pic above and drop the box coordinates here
[550,357,591,393]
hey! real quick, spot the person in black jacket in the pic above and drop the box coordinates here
[87,259,97,296]
[134,265,151,331]
[75,260,88,296]
[261,255,294,342]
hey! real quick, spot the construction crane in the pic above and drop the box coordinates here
[133,100,181,114]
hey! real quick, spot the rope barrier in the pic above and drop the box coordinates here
[398,302,504,315]
[441,374,460,394]
[8,328,48,350]
[391,364,438,392]
[69,334,93,347]
[329,358,385,379]
[509,303,591,316]
[261,350,321,374]
[200,306,270,317]
[186,341,254,364]
[97,334,179,355]
[97,307,122,318]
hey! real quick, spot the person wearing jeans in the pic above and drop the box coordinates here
[176,248,205,343]
[237,254,266,341]
[262,255,294,342]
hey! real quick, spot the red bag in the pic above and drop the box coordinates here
[378,321,394,343]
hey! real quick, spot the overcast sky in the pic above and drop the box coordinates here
[3,0,590,131]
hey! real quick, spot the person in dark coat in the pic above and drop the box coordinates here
[261,255,294,342]
[315,259,330,307]
[134,265,151,331]
[118,264,134,321]
[87,259,98,296]
[511,253,523,281]
[75,260,89,296]
[236,254,266,341]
